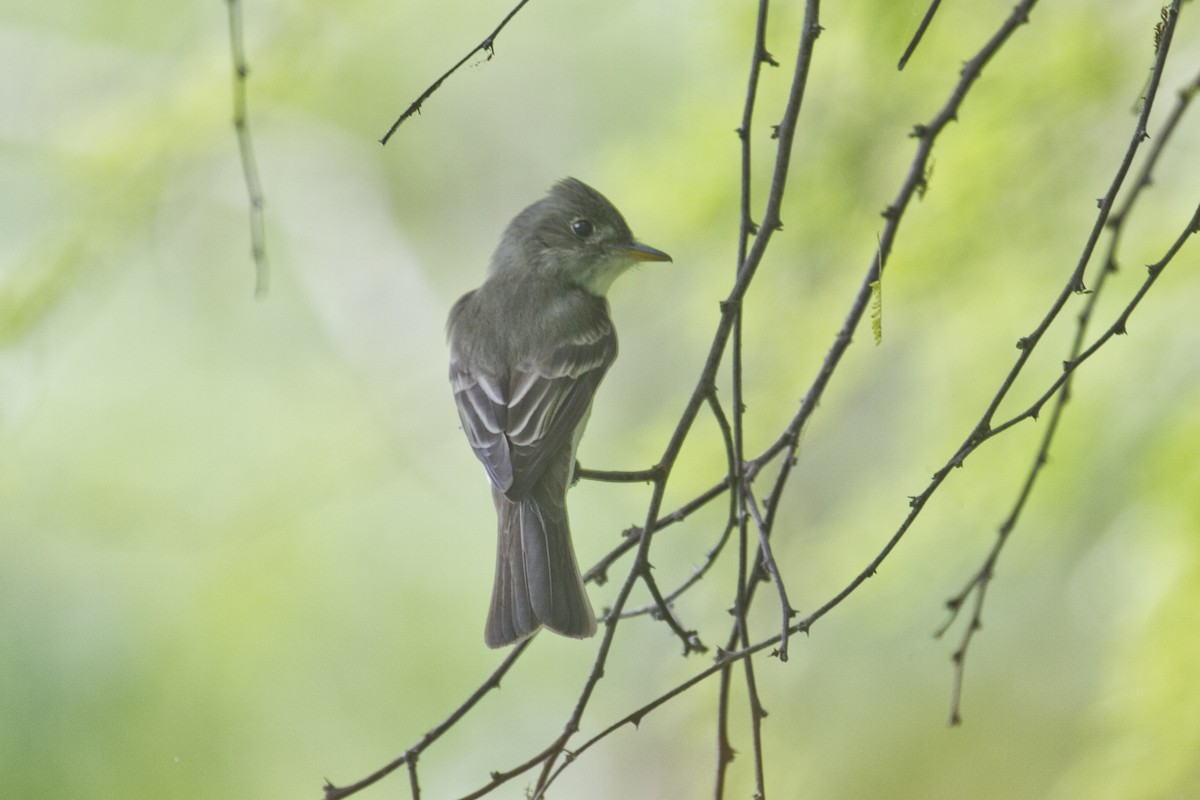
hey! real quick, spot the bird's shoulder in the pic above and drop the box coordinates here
[449,275,615,367]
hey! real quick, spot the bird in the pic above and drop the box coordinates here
[447,178,672,648]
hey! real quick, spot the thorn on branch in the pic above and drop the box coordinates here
[881,205,899,220]
[760,48,779,67]
[770,124,781,140]
[910,123,929,139]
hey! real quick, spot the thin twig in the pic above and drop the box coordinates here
[323,639,532,799]
[937,194,1199,724]
[616,519,735,619]
[379,0,534,144]
[707,385,760,798]
[583,477,730,587]
[407,758,421,800]
[898,0,945,70]
[224,0,269,297]
[636,566,709,654]
[935,0,1190,723]
[744,483,796,661]
[576,465,663,483]
[970,0,1182,439]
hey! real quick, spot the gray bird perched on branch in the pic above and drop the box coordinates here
[447,178,672,648]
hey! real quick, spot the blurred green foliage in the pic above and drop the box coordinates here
[1,1,1198,799]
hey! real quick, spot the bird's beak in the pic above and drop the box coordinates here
[624,241,673,263]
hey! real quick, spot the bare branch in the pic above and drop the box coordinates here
[936,0,1191,723]
[224,0,269,297]
[379,0,535,144]
[897,0,945,70]
[323,1,1199,797]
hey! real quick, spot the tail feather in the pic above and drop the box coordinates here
[485,479,596,648]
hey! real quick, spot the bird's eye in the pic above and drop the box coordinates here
[570,218,594,239]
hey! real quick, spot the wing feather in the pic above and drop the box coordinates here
[503,318,616,496]
[449,286,618,498]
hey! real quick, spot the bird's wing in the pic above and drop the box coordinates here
[450,313,616,499]
[505,315,616,497]
[450,356,516,492]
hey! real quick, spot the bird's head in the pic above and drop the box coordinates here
[492,177,672,296]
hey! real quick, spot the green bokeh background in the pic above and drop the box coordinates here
[2,1,1199,798]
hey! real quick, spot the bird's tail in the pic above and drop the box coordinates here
[485,479,597,648]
